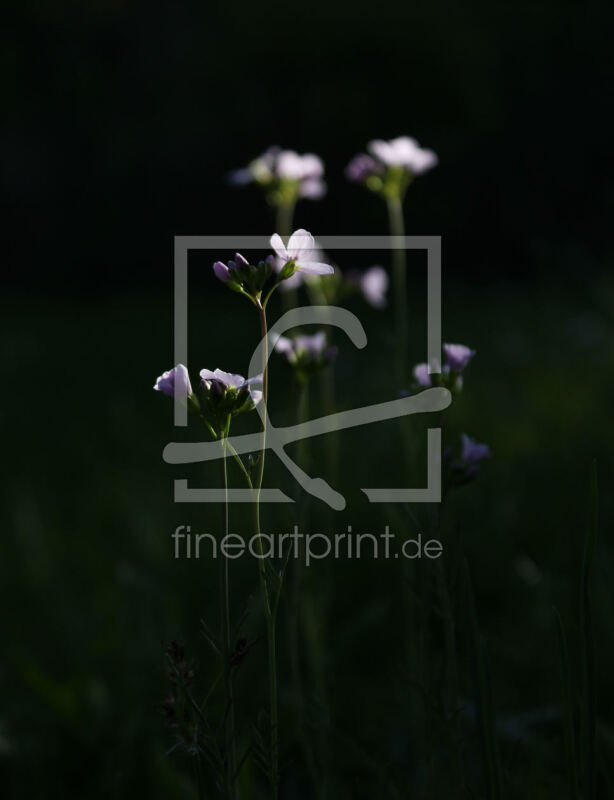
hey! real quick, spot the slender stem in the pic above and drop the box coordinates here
[289,384,322,796]
[253,303,279,799]
[386,193,408,385]
[289,384,307,716]
[276,202,297,311]
[221,418,238,800]
[276,201,295,239]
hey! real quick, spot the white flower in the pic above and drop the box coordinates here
[230,147,326,199]
[200,368,263,409]
[270,229,334,276]
[368,136,438,174]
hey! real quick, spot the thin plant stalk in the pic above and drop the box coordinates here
[276,202,297,311]
[580,461,598,800]
[276,200,295,240]
[386,193,408,385]
[464,558,502,800]
[554,607,580,800]
[253,301,279,800]
[287,383,321,796]
[220,417,238,800]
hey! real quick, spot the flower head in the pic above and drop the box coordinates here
[446,434,491,484]
[270,229,334,278]
[200,368,263,421]
[153,364,200,412]
[411,342,475,393]
[412,363,432,388]
[460,434,491,467]
[346,135,437,199]
[153,364,192,398]
[443,343,475,372]
[345,153,383,184]
[275,331,338,382]
[368,136,438,174]
[229,147,326,205]
[212,252,274,299]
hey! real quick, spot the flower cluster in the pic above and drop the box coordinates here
[229,146,326,206]
[412,343,490,484]
[412,343,475,394]
[213,252,275,299]
[200,368,263,425]
[154,364,262,429]
[213,230,333,305]
[275,331,338,383]
[346,136,437,199]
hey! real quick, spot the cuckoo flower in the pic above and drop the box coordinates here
[275,331,338,382]
[346,135,437,198]
[270,229,334,277]
[412,363,432,388]
[274,237,335,293]
[368,136,438,174]
[443,343,475,372]
[200,368,263,421]
[412,342,475,393]
[456,434,491,478]
[212,252,275,302]
[345,153,383,184]
[460,434,491,467]
[153,364,200,413]
[153,364,192,398]
[229,146,326,203]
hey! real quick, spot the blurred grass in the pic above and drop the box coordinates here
[1,269,613,797]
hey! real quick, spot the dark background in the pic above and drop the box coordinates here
[2,1,614,798]
[4,0,613,290]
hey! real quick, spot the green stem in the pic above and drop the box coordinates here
[276,202,297,311]
[276,201,295,239]
[287,385,321,793]
[386,193,408,386]
[221,418,238,800]
[554,608,580,800]
[253,302,279,800]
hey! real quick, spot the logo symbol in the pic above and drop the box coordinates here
[164,236,448,508]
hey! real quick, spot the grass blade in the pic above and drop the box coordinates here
[463,558,503,800]
[553,607,580,799]
[580,461,598,800]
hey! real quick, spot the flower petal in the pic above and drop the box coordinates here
[270,233,288,261]
[249,390,263,407]
[296,261,334,275]
[300,153,324,177]
[242,373,263,387]
[287,228,314,260]
[213,368,246,388]
[276,150,304,180]
[413,363,431,388]
[368,139,397,165]
[274,335,293,354]
[154,364,192,397]
[298,177,326,199]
